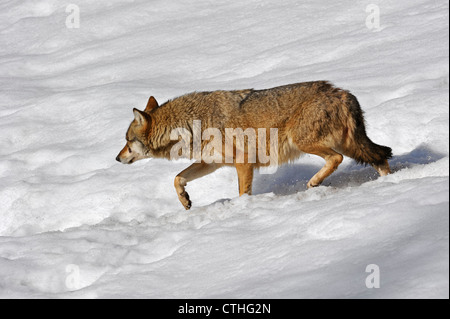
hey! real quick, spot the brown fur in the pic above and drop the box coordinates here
[116,81,392,209]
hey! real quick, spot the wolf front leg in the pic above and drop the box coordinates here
[235,163,254,196]
[174,162,222,210]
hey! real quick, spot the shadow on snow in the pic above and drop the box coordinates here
[252,145,446,196]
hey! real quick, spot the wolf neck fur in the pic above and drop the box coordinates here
[144,90,253,160]
[147,101,193,159]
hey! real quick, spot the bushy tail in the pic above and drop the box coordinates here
[350,135,392,166]
[344,94,392,166]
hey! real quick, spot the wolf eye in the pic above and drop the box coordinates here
[128,146,132,153]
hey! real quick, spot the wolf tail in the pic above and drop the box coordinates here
[343,93,392,166]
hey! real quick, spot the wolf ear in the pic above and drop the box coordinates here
[144,96,159,113]
[133,108,149,126]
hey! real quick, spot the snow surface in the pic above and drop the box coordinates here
[0,0,448,298]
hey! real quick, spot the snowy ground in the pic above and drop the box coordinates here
[0,0,448,298]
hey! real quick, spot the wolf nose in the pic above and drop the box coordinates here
[116,155,121,162]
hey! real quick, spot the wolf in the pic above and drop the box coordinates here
[116,81,392,210]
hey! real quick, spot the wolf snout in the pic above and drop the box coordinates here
[116,155,121,162]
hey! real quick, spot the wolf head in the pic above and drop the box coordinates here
[116,96,158,164]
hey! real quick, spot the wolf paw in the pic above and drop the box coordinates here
[307,181,320,188]
[178,191,192,210]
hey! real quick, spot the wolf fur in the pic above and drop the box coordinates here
[116,81,392,210]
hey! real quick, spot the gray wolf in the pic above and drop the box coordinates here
[116,81,392,210]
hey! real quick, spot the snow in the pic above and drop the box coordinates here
[0,0,448,298]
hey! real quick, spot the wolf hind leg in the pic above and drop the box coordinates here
[372,159,391,176]
[299,146,344,188]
